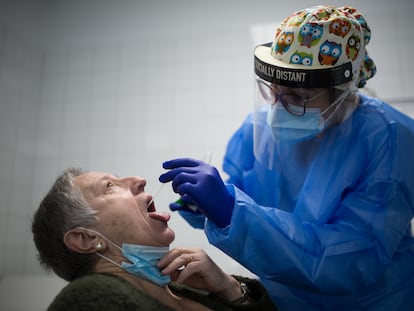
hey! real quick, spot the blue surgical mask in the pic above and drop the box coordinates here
[78,227,171,287]
[266,89,351,143]
[267,105,324,142]
[117,244,171,286]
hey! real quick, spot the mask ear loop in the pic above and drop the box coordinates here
[320,88,352,127]
[95,252,124,268]
[76,226,125,268]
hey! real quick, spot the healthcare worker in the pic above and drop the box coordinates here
[159,5,414,310]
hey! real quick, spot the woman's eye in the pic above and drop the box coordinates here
[106,181,114,189]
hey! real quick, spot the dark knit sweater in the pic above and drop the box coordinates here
[47,273,278,311]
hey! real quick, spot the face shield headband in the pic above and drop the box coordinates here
[254,43,353,88]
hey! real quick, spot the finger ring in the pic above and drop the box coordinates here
[189,255,194,263]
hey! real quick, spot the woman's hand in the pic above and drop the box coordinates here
[158,247,242,302]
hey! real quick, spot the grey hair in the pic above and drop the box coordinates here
[32,167,99,281]
[60,169,98,231]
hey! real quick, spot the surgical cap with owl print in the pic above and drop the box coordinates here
[254,5,376,89]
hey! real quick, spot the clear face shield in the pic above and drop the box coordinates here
[253,45,359,171]
[251,4,373,171]
[254,77,320,170]
[253,75,358,171]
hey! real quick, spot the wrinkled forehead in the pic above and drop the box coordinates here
[73,171,108,200]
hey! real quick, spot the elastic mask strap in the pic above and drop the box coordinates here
[76,226,124,268]
[321,89,351,123]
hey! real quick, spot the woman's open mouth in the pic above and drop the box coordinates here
[147,201,171,223]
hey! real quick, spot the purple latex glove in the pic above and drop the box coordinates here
[159,158,234,228]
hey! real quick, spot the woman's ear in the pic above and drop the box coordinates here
[64,228,105,253]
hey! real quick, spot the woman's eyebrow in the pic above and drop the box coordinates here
[101,174,120,181]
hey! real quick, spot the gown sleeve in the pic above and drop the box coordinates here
[206,104,414,295]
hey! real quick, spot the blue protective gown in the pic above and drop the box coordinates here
[205,94,414,310]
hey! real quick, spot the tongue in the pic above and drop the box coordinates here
[149,211,171,223]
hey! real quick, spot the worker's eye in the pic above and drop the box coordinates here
[106,181,114,189]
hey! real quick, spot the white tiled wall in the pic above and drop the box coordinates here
[0,0,413,309]
[0,14,44,277]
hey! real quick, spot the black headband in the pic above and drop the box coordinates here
[254,44,353,88]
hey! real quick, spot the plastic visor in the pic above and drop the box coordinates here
[253,77,283,171]
[253,76,358,171]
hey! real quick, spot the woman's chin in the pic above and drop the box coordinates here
[162,228,175,246]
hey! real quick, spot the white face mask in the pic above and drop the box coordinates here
[266,89,350,143]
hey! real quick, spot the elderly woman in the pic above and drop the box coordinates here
[32,168,277,311]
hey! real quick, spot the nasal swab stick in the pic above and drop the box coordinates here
[147,182,165,208]
[147,151,213,209]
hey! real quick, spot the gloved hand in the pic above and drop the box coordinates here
[169,195,197,212]
[159,158,235,228]
[170,195,206,229]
